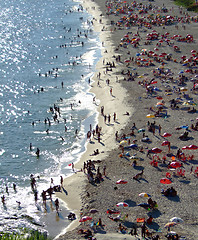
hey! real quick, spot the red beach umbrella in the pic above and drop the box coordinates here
[116,202,129,207]
[156,96,163,100]
[162,133,172,137]
[153,53,158,57]
[116,179,128,184]
[169,162,182,169]
[188,145,198,150]
[161,140,170,146]
[106,209,120,214]
[151,147,162,153]
[191,50,196,53]
[151,80,157,84]
[79,216,93,222]
[160,178,172,184]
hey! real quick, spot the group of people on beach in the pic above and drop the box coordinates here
[72,0,198,239]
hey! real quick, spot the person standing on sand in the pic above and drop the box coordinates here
[158,124,162,135]
[103,165,106,177]
[110,88,113,96]
[113,112,116,122]
[141,221,146,238]
[108,114,111,124]
[72,162,75,172]
[55,198,59,213]
[115,131,118,141]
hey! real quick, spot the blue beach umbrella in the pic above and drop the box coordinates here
[138,203,151,210]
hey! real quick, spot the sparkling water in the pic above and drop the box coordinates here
[0,0,100,237]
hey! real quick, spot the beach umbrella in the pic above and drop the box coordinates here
[116,179,128,184]
[169,162,182,169]
[188,144,198,150]
[160,178,172,184]
[170,217,183,223]
[79,216,92,222]
[148,50,154,54]
[124,59,131,63]
[146,114,155,118]
[139,193,151,198]
[153,53,158,57]
[125,144,137,149]
[116,202,129,207]
[161,140,170,146]
[182,102,190,106]
[151,147,162,153]
[106,209,120,214]
[157,102,164,106]
[191,50,196,53]
[162,133,172,137]
[89,209,98,214]
[165,222,177,228]
[119,140,128,146]
[180,87,188,92]
[150,80,158,84]
[138,203,150,210]
[156,96,163,100]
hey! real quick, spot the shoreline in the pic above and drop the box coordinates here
[56,0,198,239]
[55,0,133,236]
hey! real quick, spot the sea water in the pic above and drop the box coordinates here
[0,0,100,237]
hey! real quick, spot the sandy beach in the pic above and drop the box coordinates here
[56,0,198,239]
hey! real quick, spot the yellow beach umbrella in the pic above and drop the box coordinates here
[119,140,128,146]
[146,114,155,118]
[180,87,188,92]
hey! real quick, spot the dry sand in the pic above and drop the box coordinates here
[56,0,198,239]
